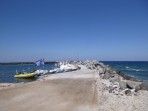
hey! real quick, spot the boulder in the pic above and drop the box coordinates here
[125,89,131,96]
[105,67,114,74]
[92,60,100,66]
[90,65,94,70]
[119,80,127,90]
[139,82,148,91]
[103,73,111,79]
[108,86,115,93]
[135,85,141,92]
[113,84,119,88]
[126,81,141,89]
[115,91,120,95]
[96,66,105,74]
[126,83,133,89]
[109,74,120,84]
[113,71,117,74]
[100,74,104,78]
[96,66,102,70]
[86,64,92,69]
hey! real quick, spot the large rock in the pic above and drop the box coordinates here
[135,85,141,92]
[108,86,115,93]
[100,74,104,78]
[96,65,102,70]
[90,65,95,70]
[96,66,105,74]
[139,82,148,91]
[103,73,111,79]
[109,74,120,84]
[105,67,114,74]
[126,81,141,89]
[125,89,131,96]
[92,60,100,66]
[85,61,97,70]
[86,64,92,69]
[119,80,127,90]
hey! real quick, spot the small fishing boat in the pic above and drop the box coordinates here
[14,72,37,78]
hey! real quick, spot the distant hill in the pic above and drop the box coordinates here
[0,61,58,65]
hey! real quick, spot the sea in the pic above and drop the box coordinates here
[0,64,55,83]
[0,61,148,83]
[102,61,148,81]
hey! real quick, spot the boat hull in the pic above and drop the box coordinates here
[14,72,37,78]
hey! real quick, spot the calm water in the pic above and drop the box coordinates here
[102,61,148,81]
[0,64,55,83]
[1,61,148,83]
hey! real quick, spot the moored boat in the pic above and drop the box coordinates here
[35,69,48,76]
[60,63,77,72]
[14,72,37,78]
[49,62,81,74]
[49,68,64,73]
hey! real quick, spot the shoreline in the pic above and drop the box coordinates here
[1,61,148,83]
[0,60,148,91]
[0,61,148,91]
[0,61,148,111]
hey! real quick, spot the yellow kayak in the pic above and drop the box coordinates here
[14,72,37,78]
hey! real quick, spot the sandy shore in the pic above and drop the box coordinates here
[0,65,148,111]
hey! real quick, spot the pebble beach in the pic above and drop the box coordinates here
[0,61,148,111]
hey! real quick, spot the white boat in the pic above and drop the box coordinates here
[49,62,80,74]
[49,68,64,73]
[60,63,77,72]
[35,69,48,75]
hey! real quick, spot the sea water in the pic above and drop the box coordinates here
[102,61,148,81]
[1,61,148,83]
[0,64,55,83]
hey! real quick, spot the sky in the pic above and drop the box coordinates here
[0,0,148,62]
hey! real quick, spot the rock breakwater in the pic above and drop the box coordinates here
[72,60,148,96]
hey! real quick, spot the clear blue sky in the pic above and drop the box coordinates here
[0,0,148,62]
